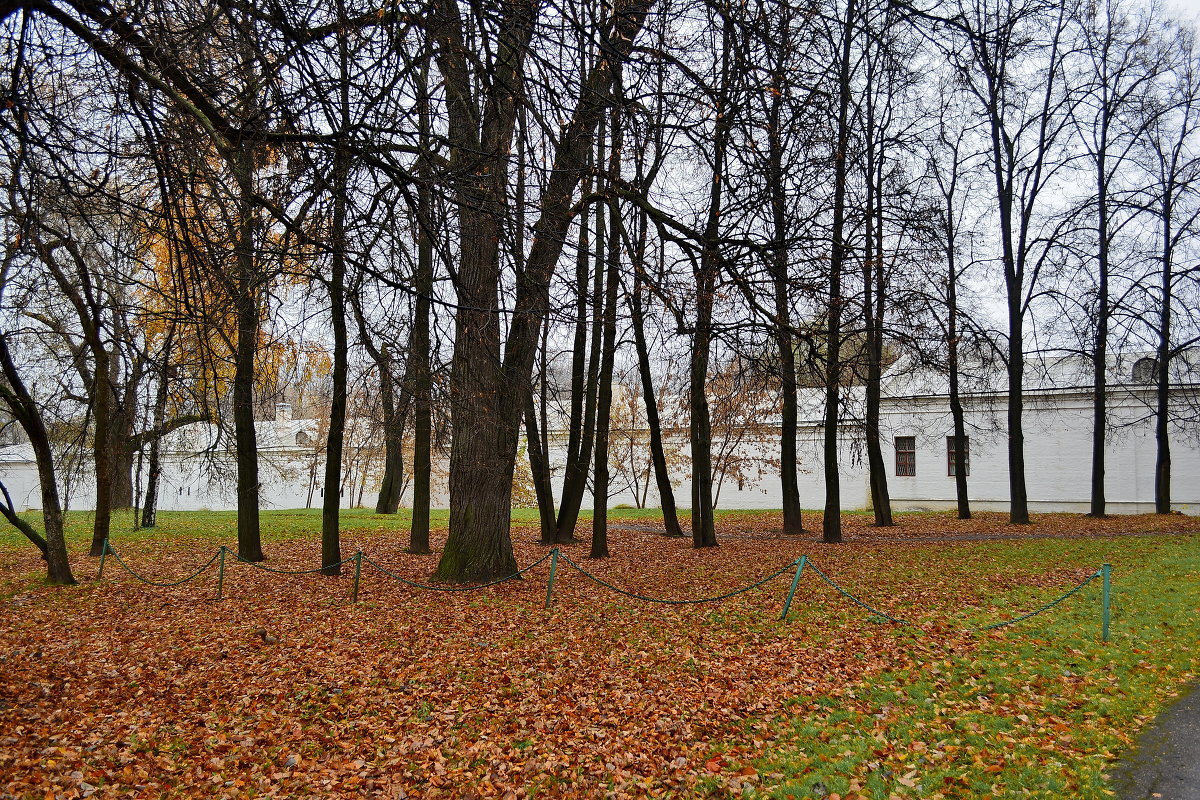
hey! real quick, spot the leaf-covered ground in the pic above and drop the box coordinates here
[1,510,1197,799]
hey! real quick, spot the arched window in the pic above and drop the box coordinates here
[1132,357,1159,384]
[296,431,313,447]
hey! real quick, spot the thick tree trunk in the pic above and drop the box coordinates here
[109,370,144,510]
[110,427,136,509]
[433,0,653,582]
[439,190,519,580]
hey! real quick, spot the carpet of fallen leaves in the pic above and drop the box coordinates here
[1,511,1197,799]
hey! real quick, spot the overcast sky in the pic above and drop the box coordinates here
[1165,0,1200,23]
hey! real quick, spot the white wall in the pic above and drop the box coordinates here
[879,392,1199,514]
[2,390,1195,514]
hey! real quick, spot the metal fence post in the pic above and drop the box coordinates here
[216,546,226,601]
[780,556,807,621]
[98,538,109,580]
[545,548,559,609]
[351,552,362,603]
[1102,563,1112,642]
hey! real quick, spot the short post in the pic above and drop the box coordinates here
[216,546,226,601]
[1101,563,1112,642]
[545,548,559,609]
[98,538,109,580]
[351,551,362,603]
[780,555,807,621]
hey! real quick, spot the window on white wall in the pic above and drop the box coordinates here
[947,436,969,476]
[1132,357,1159,384]
[895,436,916,476]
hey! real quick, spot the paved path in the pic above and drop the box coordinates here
[1111,684,1200,800]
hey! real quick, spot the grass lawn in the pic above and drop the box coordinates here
[1,509,1197,798]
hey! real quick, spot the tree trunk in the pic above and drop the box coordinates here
[690,11,734,551]
[823,0,855,545]
[433,0,653,582]
[141,359,171,528]
[554,51,595,547]
[631,258,683,537]
[1089,115,1110,517]
[110,424,136,509]
[88,349,115,556]
[1155,207,1173,514]
[0,335,75,584]
[437,122,519,581]
[320,147,350,576]
[1005,293,1029,524]
[863,144,892,528]
[555,157,601,544]
[767,46,803,536]
[525,390,557,542]
[591,107,622,559]
[232,151,264,562]
[946,224,971,520]
[407,51,435,554]
[373,345,406,515]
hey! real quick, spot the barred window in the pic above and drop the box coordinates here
[895,436,916,477]
[947,436,969,477]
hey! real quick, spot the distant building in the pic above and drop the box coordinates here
[0,354,1196,515]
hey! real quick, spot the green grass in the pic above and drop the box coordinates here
[742,537,1200,799]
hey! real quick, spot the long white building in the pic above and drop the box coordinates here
[1,354,1196,515]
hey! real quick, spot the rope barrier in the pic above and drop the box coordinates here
[102,543,222,588]
[94,539,1112,639]
[966,568,1103,632]
[803,559,911,624]
[557,550,799,605]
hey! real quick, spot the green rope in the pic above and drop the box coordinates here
[967,569,1103,632]
[804,560,910,624]
[361,550,553,591]
[103,546,222,588]
[557,551,798,604]
[95,539,1108,638]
